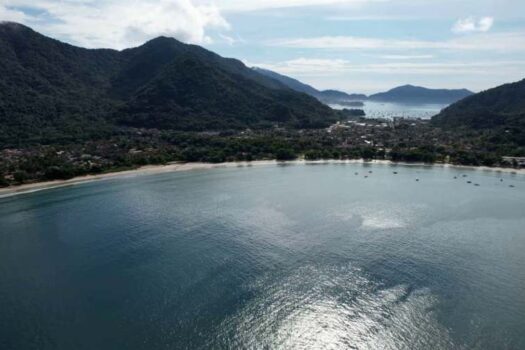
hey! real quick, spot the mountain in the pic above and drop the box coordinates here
[369,85,473,104]
[253,67,366,103]
[432,79,525,129]
[0,22,337,145]
[251,69,474,107]
[252,67,319,96]
[318,90,367,101]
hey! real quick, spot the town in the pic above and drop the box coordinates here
[1,116,521,187]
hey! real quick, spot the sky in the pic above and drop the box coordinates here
[1,0,525,94]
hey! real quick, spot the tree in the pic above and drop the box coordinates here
[276,148,297,161]
[361,148,376,160]
[0,175,9,187]
[13,171,28,184]
[304,150,321,160]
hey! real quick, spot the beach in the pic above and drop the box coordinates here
[1,159,523,199]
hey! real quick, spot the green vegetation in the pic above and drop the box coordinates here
[1,23,524,188]
[432,78,525,156]
[433,79,525,129]
[0,175,9,187]
[432,79,525,149]
[3,115,523,187]
[0,22,338,147]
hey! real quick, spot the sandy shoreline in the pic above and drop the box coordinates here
[1,159,523,199]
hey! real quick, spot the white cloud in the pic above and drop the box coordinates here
[253,58,525,76]
[250,57,525,93]
[254,58,351,74]
[2,0,230,49]
[452,16,494,33]
[0,4,27,22]
[326,15,410,21]
[380,55,434,60]
[267,32,525,51]
[209,0,384,12]
[218,33,244,46]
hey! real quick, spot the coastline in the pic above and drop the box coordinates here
[1,159,523,199]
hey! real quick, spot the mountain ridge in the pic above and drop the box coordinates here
[0,22,338,145]
[252,67,364,103]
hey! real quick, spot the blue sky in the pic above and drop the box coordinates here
[1,0,524,93]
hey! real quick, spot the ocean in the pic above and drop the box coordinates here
[1,163,524,349]
[330,101,448,119]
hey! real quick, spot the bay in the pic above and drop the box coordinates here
[1,163,524,349]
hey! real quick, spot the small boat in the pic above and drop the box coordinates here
[509,185,515,188]
[467,181,472,184]
[393,172,398,175]
[416,179,420,182]
[474,184,480,187]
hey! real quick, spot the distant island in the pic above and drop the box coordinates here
[0,22,524,188]
[368,85,474,104]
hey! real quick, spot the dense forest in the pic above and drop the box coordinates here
[433,79,525,127]
[432,78,525,147]
[0,22,338,147]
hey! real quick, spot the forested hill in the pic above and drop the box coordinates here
[0,22,337,146]
[432,79,525,129]
[253,67,365,103]
[368,85,473,104]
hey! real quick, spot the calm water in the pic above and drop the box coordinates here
[1,163,525,349]
[331,101,447,119]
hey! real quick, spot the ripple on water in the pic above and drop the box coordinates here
[332,202,427,230]
[213,263,457,349]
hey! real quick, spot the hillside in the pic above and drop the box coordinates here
[432,79,525,130]
[252,67,319,95]
[253,67,365,104]
[319,90,367,102]
[369,85,473,104]
[0,22,337,146]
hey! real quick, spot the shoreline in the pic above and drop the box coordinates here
[1,159,523,199]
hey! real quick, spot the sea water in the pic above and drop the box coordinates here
[1,163,524,349]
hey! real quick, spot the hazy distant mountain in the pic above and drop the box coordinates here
[0,22,337,145]
[369,85,473,104]
[319,90,367,101]
[432,79,525,129]
[252,67,319,96]
[253,67,365,103]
